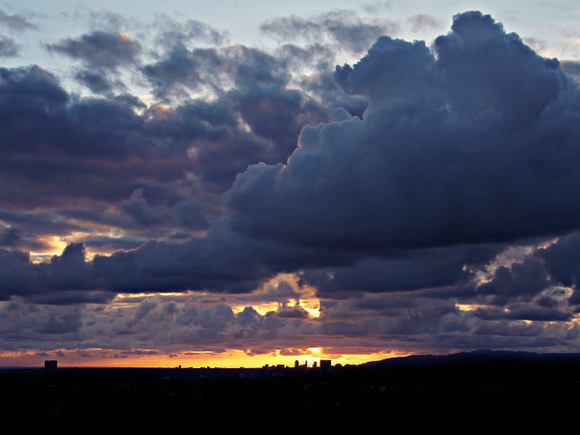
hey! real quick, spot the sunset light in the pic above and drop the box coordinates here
[1,1,580,376]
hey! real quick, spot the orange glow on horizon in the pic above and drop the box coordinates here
[0,347,406,369]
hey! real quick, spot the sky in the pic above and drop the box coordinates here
[1,1,580,368]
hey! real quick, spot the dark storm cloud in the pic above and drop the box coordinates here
[0,226,20,247]
[475,256,552,305]
[119,188,211,231]
[0,208,83,238]
[73,69,118,95]
[0,213,356,302]
[303,244,500,296]
[142,43,295,102]
[0,62,286,210]
[141,42,336,185]
[3,8,580,359]
[561,60,580,81]
[141,45,223,100]
[226,11,580,254]
[44,29,139,93]
[6,11,579,303]
[535,234,580,307]
[89,218,354,295]
[0,243,95,301]
[0,72,168,203]
[472,306,573,322]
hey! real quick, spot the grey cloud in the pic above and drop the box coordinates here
[120,188,169,227]
[0,213,355,302]
[0,300,85,347]
[141,45,223,99]
[433,12,567,130]
[226,11,580,254]
[73,69,120,95]
[362,1,395,15]
[561,60,580,81]
[0,66,190,205]
[37,309,83,334]
[0,60,328,251]
[0,243,97,302]
[89,218,354,296]
[274,306,310,318]
[475,256,553,305]
[260,10,400,53]
[3,8,580,358]
[407,14,443,32]
[0,35,19,57]
[0,9,36,32]
[303,244,500,297]
[119,188,211,231]
[87,9,131,32]
[333,36,437,106]
[82,236,147,253]
[46,30,142,70]
[142,43,298,104]
[152,14,228,49]
[473,306,573,322]
[537,233,580,300]
[0,295,288,350]
[0,226,20,247]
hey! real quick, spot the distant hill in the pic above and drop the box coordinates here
[359,349,580,368]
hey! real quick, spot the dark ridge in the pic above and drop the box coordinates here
[3,350,580,427]
[360,348,580,367]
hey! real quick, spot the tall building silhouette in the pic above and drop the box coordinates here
[44,360,57,378]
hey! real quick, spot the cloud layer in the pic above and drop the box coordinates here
[2,8,580,365]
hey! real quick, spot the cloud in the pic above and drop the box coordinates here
[73,69,121,95]
[561,60,580,81]
[44,29,142,93]
[0,35,19,57]
[0,8,36,32]
[46,30,142,70]
[407,14,443,32]
[3,8,580,360]
[473,306,573,322]
[0,226,20,247]
[361,1,395,15]
[302,244,500,296]
[151,13,228,49]
[260,10,400,53]
[226,11,580,254]
[475,256,552,305]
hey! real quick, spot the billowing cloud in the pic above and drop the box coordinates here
[2,8,580,365]
[227,12,580,253]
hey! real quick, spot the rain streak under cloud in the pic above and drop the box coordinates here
[1,3,580,367]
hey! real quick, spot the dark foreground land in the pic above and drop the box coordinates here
[2,350,580,425]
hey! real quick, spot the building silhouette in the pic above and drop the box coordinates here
[44,360,57,378]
